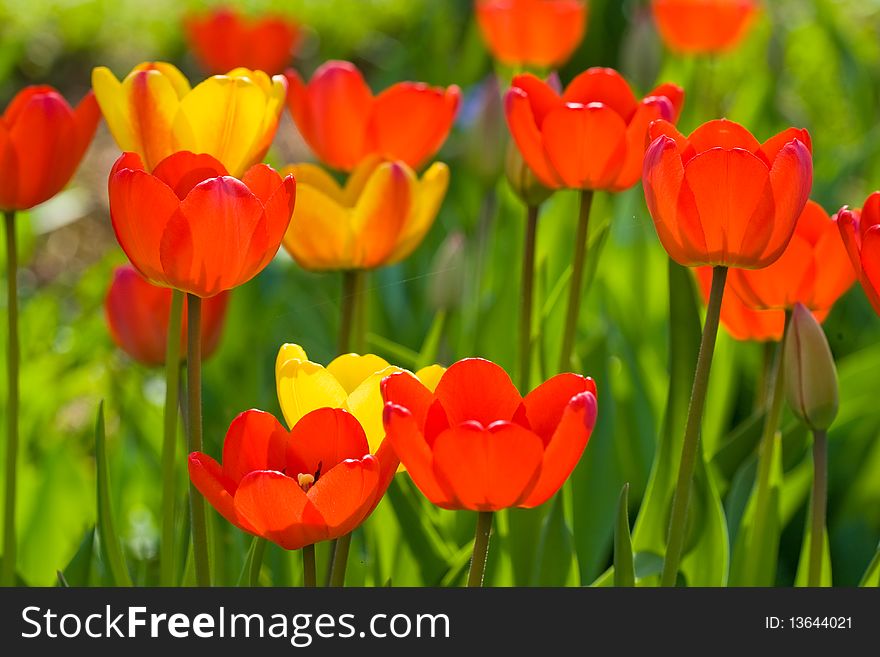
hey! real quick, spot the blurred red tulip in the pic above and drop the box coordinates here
[475,0,588,69]
[382,358,597,511]
[189,407,396,550]
[651,0,759,55]
[644,119,812,269]
[505,68,684,191]
[285,61,460,171]
[696,267,785,342]
[108,150,295,298]
[0,86,99,211]
[838,192,880,315]
[105,265,229,366]
[184,6,303,75]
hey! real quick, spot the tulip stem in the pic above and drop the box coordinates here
[519,204,539,392]
[467,511,494,587]
[338,270,360,354]
[303,544,317,588]
[249,537,267,587]
[558,190,594,373]
[745,309,791,586]
[2,211,18,586]
[328,533,352,587]
[808,429,828,587]
[660,265,728,587]
[159,290,184,587]
[186,294,211,587]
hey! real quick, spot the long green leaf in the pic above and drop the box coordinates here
[95,401,132,587]
[614,484,635,587]
[859,543,880,587]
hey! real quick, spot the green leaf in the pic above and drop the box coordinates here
[794,528,832,587]
[532,494,577,586]
[95,401,132,587]
[614,483,635,587]
[859,543,880,587]
[59,527,95,587]
[416,311,446,369]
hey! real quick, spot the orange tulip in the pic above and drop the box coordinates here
[184,6,303,75]
[0,86,99,211]
[189,407,396,550]
[475,0,588,69]
[505,69,684,191]
[108,150,296,298]
[105,265,229,366]
[838,192,880,315]
[651,0,759,55]
[643,119,813,269]
[381,358,598,511]
[696,267,783,341]
[285,61,460,171]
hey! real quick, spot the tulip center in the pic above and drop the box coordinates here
[297,473,315,492]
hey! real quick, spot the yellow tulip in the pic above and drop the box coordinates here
[275,343,443,469]
[92,62,286,176]
[281,156,449,271]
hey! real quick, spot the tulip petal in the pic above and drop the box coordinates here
[433,358,522,427]
[432,421,544,511]
[380,371,433,426]
[860,226,880,314]
[348,161,413,268]
[345,367,403,456]
[188,452,242,530]
[151,151,228,199]
[125,67,186,170]
[760,127,812,163]
[383,403,451,506]
[307,456,380,534]
[520,391,598,508]
[222,410,288,485]
[242,165,296,270]
[611,96,673,192]
[327,353,392,394]
[388,161,450,264]
[562,67,639,122]
[92,67,139,154]
[414,364,444,392]
[365,436,401,516]
[283,162,344,201]
[647,82,685,122]
[286,407,371,480]
[276,358,348,429]
[283,181,352,270]
[541,103,628,190]
[234,471,327,549]
[510,74,561,126]
[687,119,761,156]
[275,343,309,376]
[523,373,597,445]
[504,87,563,188]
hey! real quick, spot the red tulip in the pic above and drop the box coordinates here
[105,264,229,366]
[108,150,296,298]
[381,358,597,511]
[188,407,397,550]
[475,0,588,69]
[695,267,785,342]
[838,192,880,315]
[643,119,813,269]
[184,6,303,75]
[651,0,759,55]
[0,86,99,211]
[505,69,684,192]
[285,61,460,171]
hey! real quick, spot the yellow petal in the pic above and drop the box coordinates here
[173,75,273,177]
[276,358,348,430]
[275,343,309,379]
[327,353,391,394]
[133,62,191,98]
[388,161,449,264]
[345,365,402,455]
[283,163,344,202]
[282,183,353,270]
[415,364,446,392]
[350,161,414,268]
[342,155,385,207]
[92,66,138,153]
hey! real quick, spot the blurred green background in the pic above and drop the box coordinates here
[1,0,879,587]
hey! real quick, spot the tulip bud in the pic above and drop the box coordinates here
[784,303,839,431]
[505,142,553,207]
[462,74,507,186]
[428,231,467,312]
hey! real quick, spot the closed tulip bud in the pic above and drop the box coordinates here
[462,75,507,186]
[428,231,466,312]
[784,303,839,432]
[505,142,553,207]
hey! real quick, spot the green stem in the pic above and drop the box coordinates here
[353,271,368,354]
[303,544,316,588]
[518,204,539,392]
[745,309,792,586]
[661,265,728,587]
[249,537,267,587]
[328,533,352,587]
[755,340,775,413]
[808,429,828,587]
[159,290,184,587]
[467,511,494,587]
[338,271,358,354]
[558,190,594,373]
[2,211,17,586]
[186,294,210,586]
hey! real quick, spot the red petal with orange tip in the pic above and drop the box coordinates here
[541,103,628,190]
[286,407,371,481]
[523,373,596,445]
[241,164,296,271]
[307,456,380,534]
[520,390,597,508]
[383,403,452,507]
[504,87,563,188]
[433,357,523,427]
[221,409,288,485]
[695,267,784,342]
[151,150,228,199]
[510,74,562,126]
[561,67,639,122]
[860,226,880,315]
[431,421,544,511]
[188,452,246,531]
[367,82,460,170]
[233,471,328,550]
